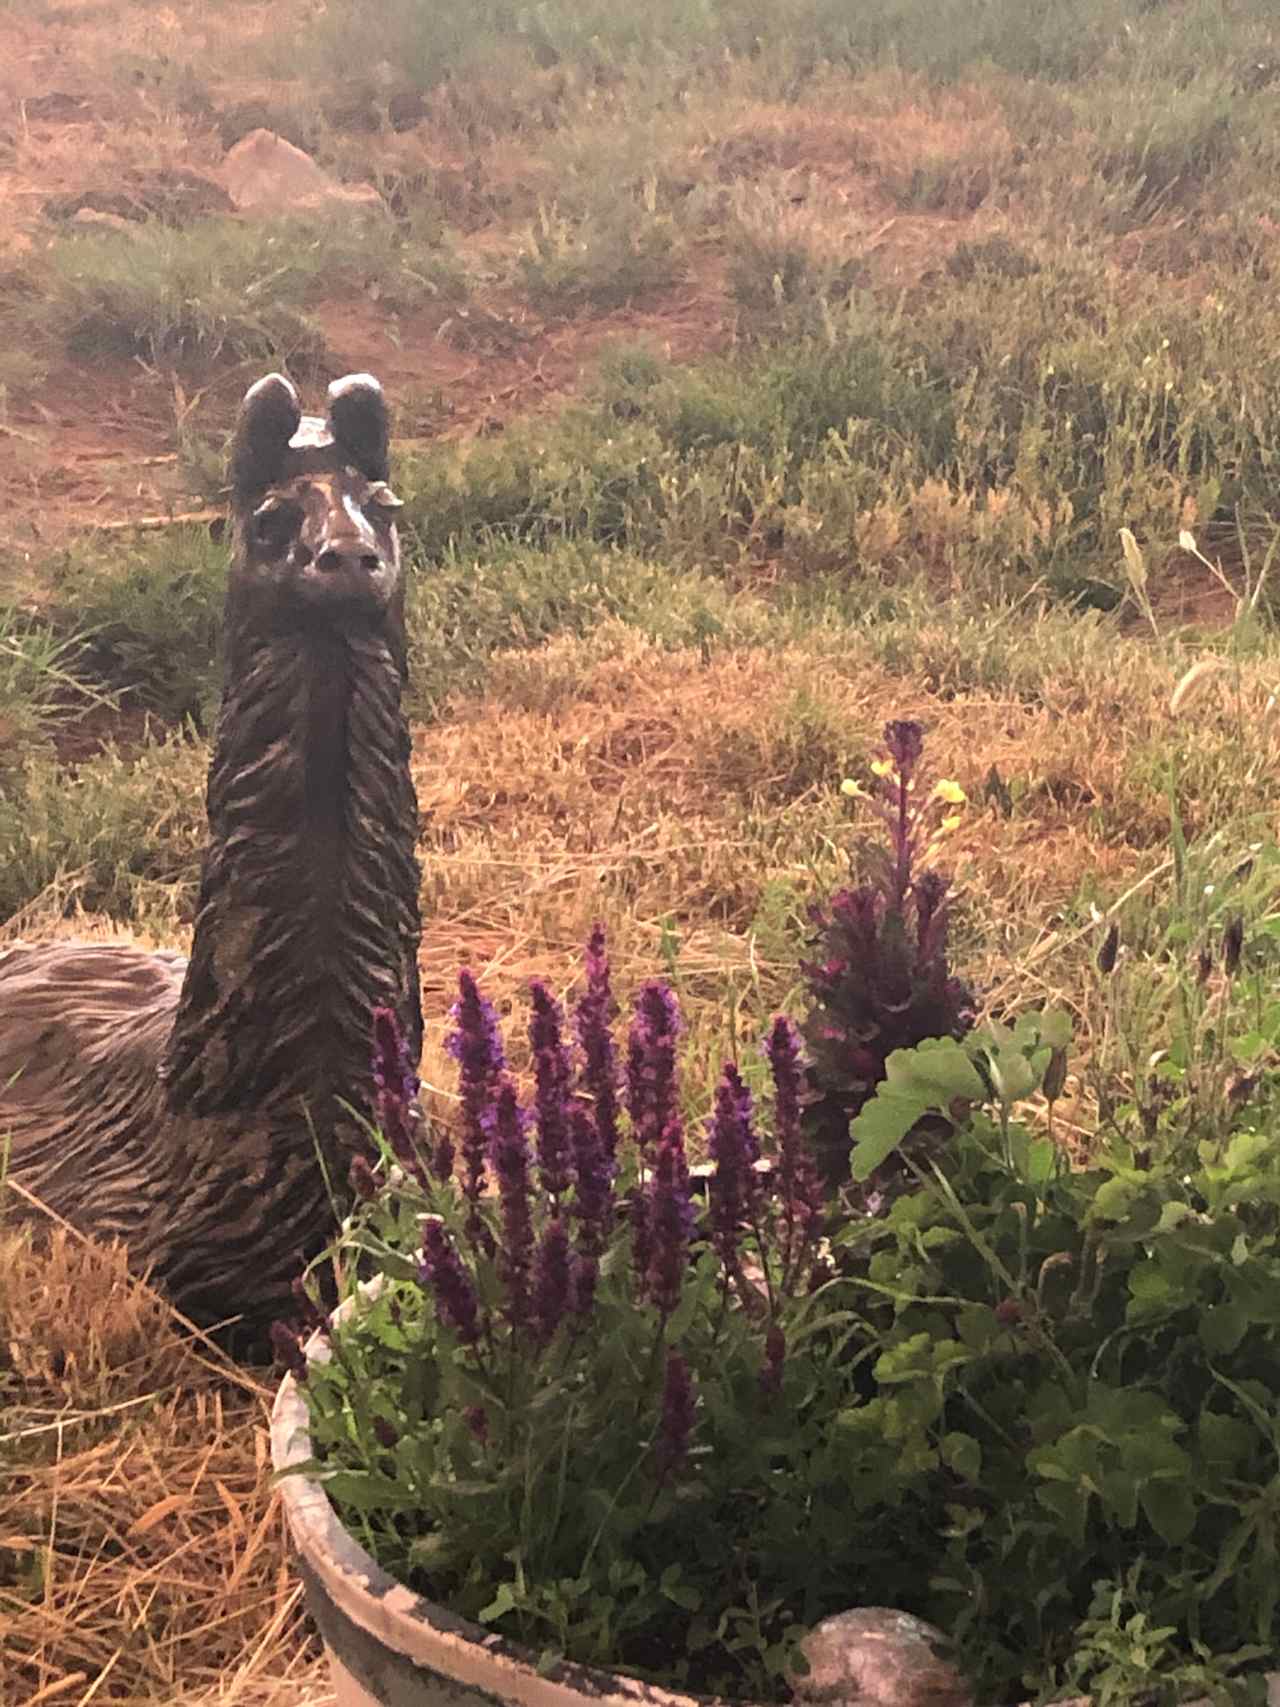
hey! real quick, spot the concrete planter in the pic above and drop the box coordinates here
[270,1300,1280,1707]
[271,1347,714,1707]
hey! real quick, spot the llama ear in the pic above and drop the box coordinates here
[231,373,301,500]
[327,373,391,483]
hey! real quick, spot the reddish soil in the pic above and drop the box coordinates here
[0,0,1000,566]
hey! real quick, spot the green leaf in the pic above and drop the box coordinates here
[659,1565,702,1611]
[849,1039,985,1180]
[1200,1299,1249,1355]
[850,1090,929,1180]
[1027,1139,1058,1186]
[1156,1201,1195,1232]
[1127,1263,1173,1306]
[478,1583,519,1623]
[1035,1480,1089,1547]
[941,1431,982,1482]
[1139,1479,1198,1545]
[1230,1031,1268,1066]
[1039,1009,1072,1050]
[1091,1176,1138,1222]
[1098,1468,1139,1529]
[318,1469,406,1511]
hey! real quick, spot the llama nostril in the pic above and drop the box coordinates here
[316,548,382,575]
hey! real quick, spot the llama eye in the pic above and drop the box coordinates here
[366,483,404,512]
[252,497,299,550]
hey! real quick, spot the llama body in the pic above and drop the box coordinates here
[0,374,423,1342]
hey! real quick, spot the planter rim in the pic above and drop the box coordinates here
[270,1287,1280,1707]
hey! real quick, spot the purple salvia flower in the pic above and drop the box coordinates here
[764,1015,824,1266]
[372,1415,399,1449]
[646,1124,694,1318]
[529,981,574,1201]
[570,1106,614,1259]
[464,1405,489,1443]
[372,1005,421,1168]
[488,1083,534,1327]
[655,1350,696,1482]
[626,981,683,1160]
[576,924,621,1162]
[420,1216,482,1345]
[270,1320,308,1382]
[761,1321,785,1397]
[531,1217,572,1347]
[446,969,507,1218]
[707,1062,758,1280]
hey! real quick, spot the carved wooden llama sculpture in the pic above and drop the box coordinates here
[0,373,423,1344]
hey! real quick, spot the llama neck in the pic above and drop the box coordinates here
[161,623,422,1146]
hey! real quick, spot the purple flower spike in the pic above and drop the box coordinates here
[764,1015,824,1265]
[488,1082,534,1327]
[372,1005,421,1169]
[883,718,924,780]
[532,1217,572,1347]
[570,1106,614,1259]
[529,981,574,1201]
[446,969,507,1225]
[646,1125,694,1318]
[627,981,683,1160]
[656,1350,696,1482]
[707,1062,759,1280]
[576,925,621,1163]
[420,1217,482,1345]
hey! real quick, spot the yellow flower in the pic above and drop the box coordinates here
[930,779,966,806]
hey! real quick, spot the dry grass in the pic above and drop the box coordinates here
[6,617,1273,1704]
[0,1218,328,1707]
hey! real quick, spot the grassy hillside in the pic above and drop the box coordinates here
[5,1,1280,1702]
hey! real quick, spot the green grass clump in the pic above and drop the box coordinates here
[44,526,228,728]
[0,608,105,784]
[406,541,776,718]
[5,210,467,372]
[516,196,684,313]
[260,0,1279,99]
[0,732,207,927]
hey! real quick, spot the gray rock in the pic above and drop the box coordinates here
[794,1608,973,1707]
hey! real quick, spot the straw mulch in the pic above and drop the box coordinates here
[0,1205,329,1707]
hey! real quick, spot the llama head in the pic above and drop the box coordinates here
[228,372,405,623]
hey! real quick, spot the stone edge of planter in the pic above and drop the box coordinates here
[269,1291,1280,1707]
[272,1292,714,1707]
